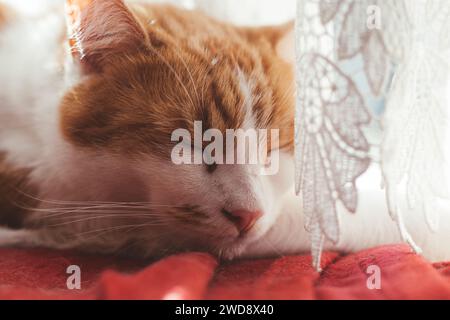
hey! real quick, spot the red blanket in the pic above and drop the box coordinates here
[1,244,450,300]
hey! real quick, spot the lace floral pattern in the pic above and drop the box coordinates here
[296,0,450,270]
[381,0,450,247]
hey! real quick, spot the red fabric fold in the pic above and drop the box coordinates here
[317,245,450,299]
[98,253,217,300]
[207,253,338,300]
[0,245,449,300]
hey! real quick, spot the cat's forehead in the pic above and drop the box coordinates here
[104,50,262,132]
[59,51,271,156]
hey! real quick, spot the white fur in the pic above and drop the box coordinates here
[0,228,39,247]
[237,67,256,130]
[0,13,64,168]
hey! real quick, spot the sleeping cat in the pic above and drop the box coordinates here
[1,0,450,264]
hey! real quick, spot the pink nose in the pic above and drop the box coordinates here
[223,210,262,234]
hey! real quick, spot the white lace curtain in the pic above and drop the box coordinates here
[295,0,450,270]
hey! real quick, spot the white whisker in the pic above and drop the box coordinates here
[48,214,172,227]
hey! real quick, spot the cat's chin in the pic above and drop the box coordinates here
[215,245,248,261]
[213,236,262,260]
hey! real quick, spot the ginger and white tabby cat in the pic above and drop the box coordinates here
[1,0,450,263]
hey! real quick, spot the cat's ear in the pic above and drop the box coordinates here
[65,0,147,73]
[241,21,295,64]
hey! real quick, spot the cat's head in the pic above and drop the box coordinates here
[56,0,295,258]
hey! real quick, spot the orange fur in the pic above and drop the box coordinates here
[0,3,13,28]
[60,2,295,158]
